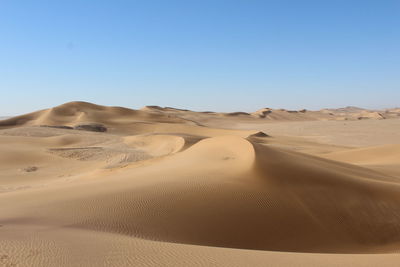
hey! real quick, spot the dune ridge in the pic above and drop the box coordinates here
[2,102,399,132]
[1,101,400,266]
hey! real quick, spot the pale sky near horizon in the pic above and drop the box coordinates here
[0,0,399,116]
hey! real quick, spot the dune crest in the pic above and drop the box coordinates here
[1,102,400,266]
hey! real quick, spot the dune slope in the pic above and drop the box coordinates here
[1,102,400,266]
[2,136,400,253]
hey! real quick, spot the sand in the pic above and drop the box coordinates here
[1,101,400,266]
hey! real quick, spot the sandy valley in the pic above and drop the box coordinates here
[1,101,400,266]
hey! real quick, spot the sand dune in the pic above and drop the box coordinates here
[1,102,400,266]
[0,101,186,129]
[2,102,399,132]
[142,103,400,122]
[323,144,400,165]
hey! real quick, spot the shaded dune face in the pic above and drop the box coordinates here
[71,138,400,253]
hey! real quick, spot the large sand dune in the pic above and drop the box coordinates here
[1,102,400,266]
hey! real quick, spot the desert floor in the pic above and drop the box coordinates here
[1,102,400,266]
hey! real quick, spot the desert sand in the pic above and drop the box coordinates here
[1,101,400,266]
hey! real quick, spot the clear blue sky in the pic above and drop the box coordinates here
[1,0,399,115]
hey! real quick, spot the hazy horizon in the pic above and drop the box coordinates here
[1,100,400,118]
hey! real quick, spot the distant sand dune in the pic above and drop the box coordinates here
[2,102,399,133]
